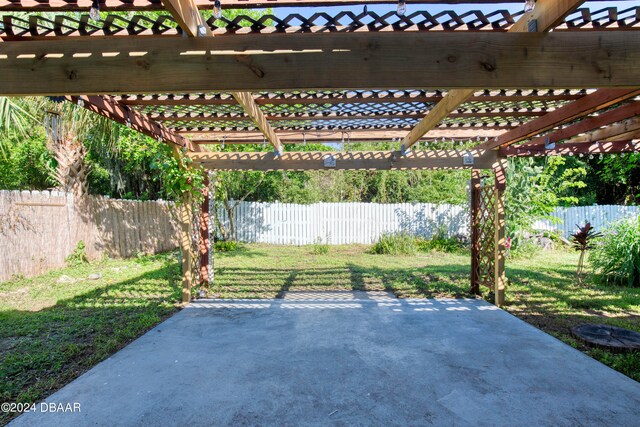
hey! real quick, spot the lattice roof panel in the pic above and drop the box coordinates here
[1,7,637,38]
[120,88,583,134]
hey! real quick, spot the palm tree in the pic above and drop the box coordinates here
[0,96,115,198]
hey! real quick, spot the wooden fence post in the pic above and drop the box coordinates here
[493,159,508,306]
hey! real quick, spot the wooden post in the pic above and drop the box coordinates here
[493,159,508,306]
[470,169,481,295]
[179,193,194,304]
[199,173,210,288]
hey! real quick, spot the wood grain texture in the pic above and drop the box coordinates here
[1,32,639,95]
[509,0,584,33]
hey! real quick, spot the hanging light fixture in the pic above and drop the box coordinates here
[213,0,222,20]
[89,0,101,22]
[396,0,406,17]
[45,110,62,143]
[524,0,536,13]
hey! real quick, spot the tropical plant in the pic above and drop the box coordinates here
[570,222,601,283]
[0,97,34,149]
[506,156,586,251]
[589,216,640,287]
[1,97,116,198]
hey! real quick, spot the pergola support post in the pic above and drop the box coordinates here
[493,159,508,306]
[179,192,194,304]
[199,172,210,290]
[470,169,481,295]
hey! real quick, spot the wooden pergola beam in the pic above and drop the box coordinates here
[67,95,198,151]
[401,91,476,151]
[161,0,210,38]
[232,92,283,154]
[188,149,499,171]
[519,102,640,147]
[563,116,640,145]
[159,0,282,154]
[501,141,639,157]
[1,32,639,95]
[480,89,640,149]
[185,129,506,144]
[0,0,535,12]
[603,129,640,143]
[400,0,585,151]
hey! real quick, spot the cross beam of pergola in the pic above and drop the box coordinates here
[2,0,640,306]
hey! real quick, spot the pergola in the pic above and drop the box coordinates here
[2,0,639,305]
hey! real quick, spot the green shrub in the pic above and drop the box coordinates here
[66,241,88,266]
[310,237,329,255]
[508,237,540,259]
[416,227,467,254]
[370,232,417,255]
[214,240,239,252]
[589,216,640,287]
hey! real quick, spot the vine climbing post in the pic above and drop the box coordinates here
[179,191,194,304]
[168,145,203,304]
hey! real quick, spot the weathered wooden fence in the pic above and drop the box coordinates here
[0,190,178,282]
[216,201,640,245]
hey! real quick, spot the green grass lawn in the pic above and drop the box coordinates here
[0,253,182,425]
[1,245,639,425]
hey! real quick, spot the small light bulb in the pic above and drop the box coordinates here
[89,0,101,22]
[397,0,406,17]
[213,0,222,19]
[524,0,535,13]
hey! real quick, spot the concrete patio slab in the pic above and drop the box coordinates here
[11,293,640,426]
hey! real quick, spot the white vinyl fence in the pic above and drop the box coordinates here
[216,202,469,245]
[216,202,640,245]
[533,205,640,236]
